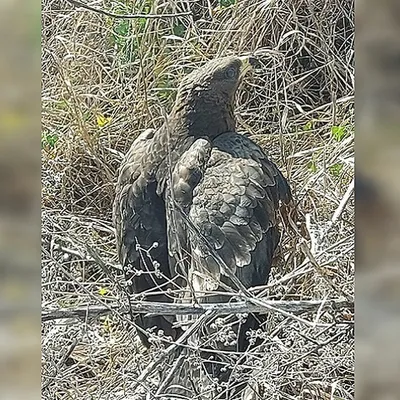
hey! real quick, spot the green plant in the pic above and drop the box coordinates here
[329,162,343,177]
[112,19,131,49]
[98,286,109,296]
[307,158,317,173]
[41,131,59,150]
[303,120,314,131]
[137,0,152,32]
[96,114,112,128]
[108,1,154,62]
[331,125,348,141]
[219,0,236,7]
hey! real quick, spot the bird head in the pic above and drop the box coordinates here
[177,55,259,103]
[172,55,259,136]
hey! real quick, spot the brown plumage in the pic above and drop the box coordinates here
[168,134,291,390]
[113,56,292,393]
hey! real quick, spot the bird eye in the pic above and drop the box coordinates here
[225,67,237,79]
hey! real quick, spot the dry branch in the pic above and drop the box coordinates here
[42,298,353,322]
[64,0,192,19]
[131,311,214,395]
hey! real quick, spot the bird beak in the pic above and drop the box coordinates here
[238,55,261,78]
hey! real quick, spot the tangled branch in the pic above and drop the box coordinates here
[42,298,353,322]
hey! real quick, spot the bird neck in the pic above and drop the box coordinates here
[150,100,235,193]
[171,97,236,139]
[152,125,197,195]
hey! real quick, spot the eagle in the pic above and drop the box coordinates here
[113,56,292,383]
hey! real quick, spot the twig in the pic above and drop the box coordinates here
[155,353,187,396]
[42,304,119,321]
[305,212,317,254]
[300,241,352,301]
[327,177,355,230]
[51,243,122,272]
[281,328,350,369]
[64,0,192,19]
[42,298,353,321]
[130,311,214,395]
[42,338,78,390]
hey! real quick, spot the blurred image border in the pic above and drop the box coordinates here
[357,0,400,398]
[0,0,41,399]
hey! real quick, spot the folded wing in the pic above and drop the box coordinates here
[169,131,291,297]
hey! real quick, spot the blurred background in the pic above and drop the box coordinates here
[357,0,400,398]
[1,0,399,398]
[0,0,40,399]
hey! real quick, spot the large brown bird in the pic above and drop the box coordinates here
[113,56,292,395]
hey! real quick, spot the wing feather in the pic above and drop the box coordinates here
[168,131,292,296]
[113,129,182,347]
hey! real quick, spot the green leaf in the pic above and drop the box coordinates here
[307,159,317,173]
[96,114,112,128]
[331,125,347,141]
[303,120,313,131]
[98,287,109,296]
[56,100,69,110]
[137,18,147,32]
[143,0,153,14]
[115,20,130,37]
[329,162,343,177]
[41,132,59,149]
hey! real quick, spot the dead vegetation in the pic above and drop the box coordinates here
[41,0,354,398]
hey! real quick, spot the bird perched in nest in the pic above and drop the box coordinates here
[113,55,292,396]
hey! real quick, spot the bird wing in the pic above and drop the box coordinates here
[213,131,292,207]
[169,132,291,299]
[113,128,167,271]
[113,128,180,346]
[166,138,212,283]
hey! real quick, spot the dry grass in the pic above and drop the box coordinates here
[41,0,354,399]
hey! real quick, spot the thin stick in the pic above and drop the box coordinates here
[64,0,192,19]
[330,177,355,226]
[321,177,355,241]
